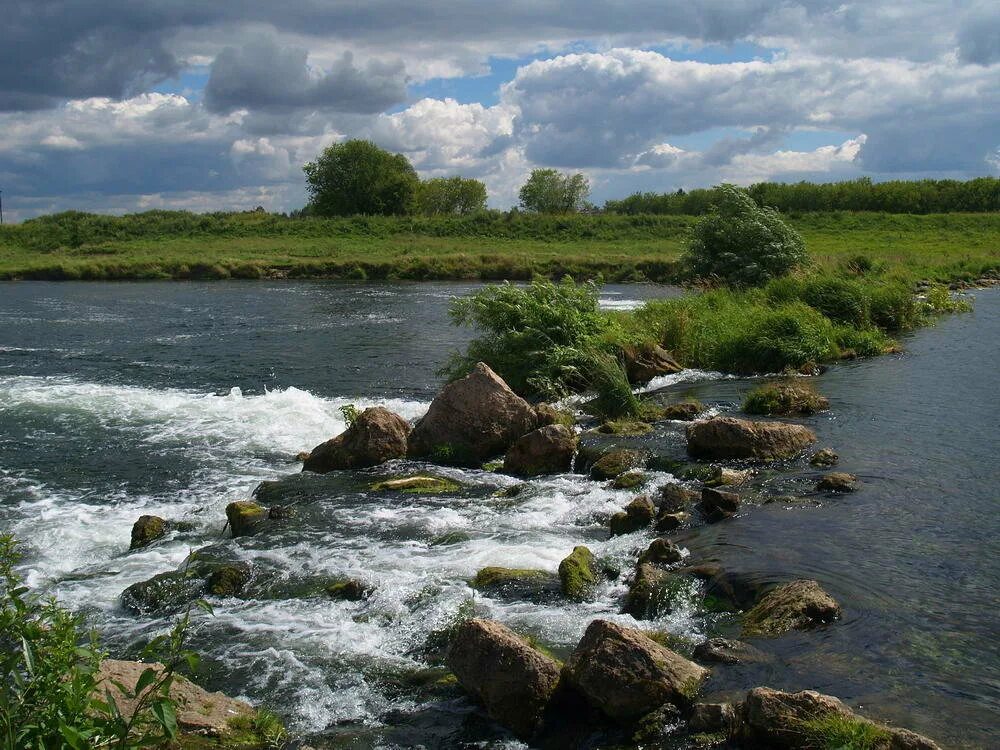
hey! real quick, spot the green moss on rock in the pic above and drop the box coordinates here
[225,501,267,537]
[369,475,461,493]
[206,564,251,597]
[743,381,830,416]
[590,448,646,480]
[558,546,598,600]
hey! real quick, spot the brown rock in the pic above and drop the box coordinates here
[609,495,656,536]
[742,580,842,637]
[564,619,708,721]
[225,501,267,537]
[687,417,816,460]
[624,563,685,619]
[409,363,539,465]
[816,472,860,492]
[638,538,683,566]
[590,448,647,480]
[701,486,741,522]
[655,510,690,533]
[809,448,839,466]
[130,515,168,550]
[503,424,577,476]
[96,659,253,735]
[689,702,738,733]
[623,344,682,385]
[446,619,561,738]
[657,483,700,512]
[693,637,768,665]
[304,406,410,473]
[660,401,703,421]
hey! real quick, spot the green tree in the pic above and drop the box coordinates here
[303,139,419,216]
[518,169,591,213]
[682,184,807,286]
[415,177,488,215]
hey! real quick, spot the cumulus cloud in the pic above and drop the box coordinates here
[204,37,407,115]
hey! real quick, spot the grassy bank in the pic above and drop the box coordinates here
[1,211,997,283]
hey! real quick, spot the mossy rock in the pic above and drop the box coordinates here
[121,570,202,614]
[225,501,267,537]
[206,564,252,597]
[369,475,461,494]
[430,530,472,546]
[641,630,697,658]
[327,578,372,601]
[470,566,561,603]
[481,460,504,472]
[743,381,830,416]
[596,420,653,436]
[612,470,648,489]
[129,515,168,550]
[660,400,704,421]
[624,564,698,620]
[558,546,598,601]
[590,448,647,480]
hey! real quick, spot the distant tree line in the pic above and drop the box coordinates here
[605,177,1000,215]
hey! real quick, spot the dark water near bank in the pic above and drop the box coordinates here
[0,281,997,748]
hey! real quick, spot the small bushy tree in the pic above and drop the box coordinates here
[303,139,419,216]
[415,177,488,215]
[518,169,590,213]
[681,184,807,286]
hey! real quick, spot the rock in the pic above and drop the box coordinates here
[121,570,200,614]
[327,579,372,601]
[660,400,703,421]
[809,447,839,466]
[655,510,690,533]
[596,419,653,436]
[612,470,647,489]
[559,546,598,601]
[693,637,767,665]
[738,687,941,750]
[706,466,752,487]
[624,563,689,620]
[623,344,683,385]
[97,659,255,735]
[304,406,411,473]
[471,567,561,603]
[129,515,168,550]
[657,483,700,512]
[689,702,738,733]
[205,563,251,597]
[700,486,741,522]
[369,475,460,493]
[609,495,656,536]
[816,471,860,492]
[226,500,267,537]
[675,563,762,610]
[409,363,539,465]
[742,580,842,637]
[295,450,311,462]
[638,538,682,566]
[535,402,575,428]
[687,417,816,460]
[742,381,830,416]
[503,424,577,476]
[590,448,647,480]
[564,619,708,721]
[446,619,561,738]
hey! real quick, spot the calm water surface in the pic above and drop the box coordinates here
[0,281,996,748]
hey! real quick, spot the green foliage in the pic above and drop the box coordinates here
[799,276,871,326]
[742,381,828,415]
[415,177,488,215]
[446,277,638,417]
[868,283,921,330]
[303,139,419,216]
[833,326,893,358]
[0,534,204,749]
[794,714,892,750]
[607,176,1000,215]
[518,169,591,213]
[682,184,807,286]
[339,403,360,428]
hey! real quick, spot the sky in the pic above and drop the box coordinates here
[1,1,998,221]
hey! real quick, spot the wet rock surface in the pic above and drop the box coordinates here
[687,417,816,460]
[503,424,577,476]
[303,406,411,473]
[609,495,656,536]
[742,579,842,636]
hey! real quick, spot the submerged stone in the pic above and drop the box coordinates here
[742,579,842,637]
[369,475,460,493]
[558,545,598,601]
[327,578,372,601]
[470,567,560,603]
[624,563,690,620]
[693,637,768,665]
[809,447,839,466]
[816,472,860,492]
[206,563,251,597]
[638,538,683,566]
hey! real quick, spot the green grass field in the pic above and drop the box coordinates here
[0,211,997,283]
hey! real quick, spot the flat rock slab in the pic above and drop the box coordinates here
[687,417,816,460]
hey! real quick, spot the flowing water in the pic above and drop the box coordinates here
[0,281,996,749]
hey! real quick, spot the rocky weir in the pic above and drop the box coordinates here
[116,361,944,749]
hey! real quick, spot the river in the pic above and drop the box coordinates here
[0,281,996,748]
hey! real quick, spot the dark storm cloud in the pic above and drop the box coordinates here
[204,37,406,115]
[957,11,1000,65]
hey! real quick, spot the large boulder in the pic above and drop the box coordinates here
[409,363,539,465]
[504,424,577,476]
[742,579,842,637]
[304,406,410,473]
[623,344,682,385]
[96,659,254,735]
[739,687,941,750]
[564,619,708,722]
[687,417,816,460]
[446,619,561,738]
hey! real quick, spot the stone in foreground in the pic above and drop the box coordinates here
[97,659,254,735]
[742,579,841,637]
[446,618,561,738]
[503,424,577,476]
[738,687,941,749]
[409,362,540,465]
[304,406,410,473]
[687,417,816,460]
[564,619,708,722]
